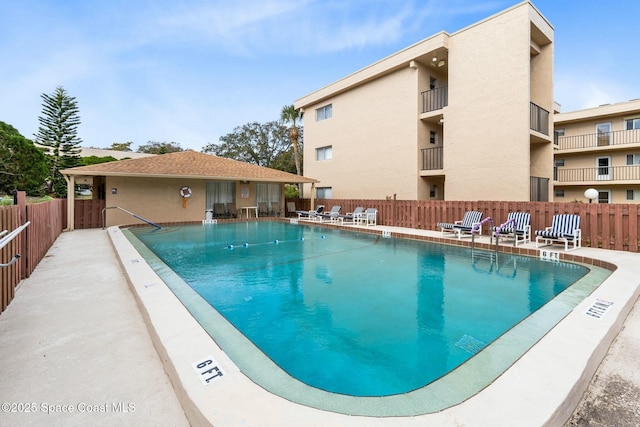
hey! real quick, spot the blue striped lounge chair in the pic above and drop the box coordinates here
[535,214,581,251]
[437,211,483,239]
[493,212,531,246]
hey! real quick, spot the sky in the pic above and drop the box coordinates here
[1,0,639,152]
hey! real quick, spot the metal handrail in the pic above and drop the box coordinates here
[0,221,30,268]
[102,207,161,230]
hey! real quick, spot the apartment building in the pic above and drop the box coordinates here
[554,99,640,203]
[295,1,554,201]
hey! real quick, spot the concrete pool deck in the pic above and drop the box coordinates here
[0,225,638,426]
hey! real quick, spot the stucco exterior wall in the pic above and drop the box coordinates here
[444,5,533,201]
[102,176,286,227]
[303,66,419,199]
[104,177,208,227]
[297,2,553,202]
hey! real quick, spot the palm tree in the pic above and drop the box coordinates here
[280,105,302,176]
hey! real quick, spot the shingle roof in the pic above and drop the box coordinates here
[60,150,318,183]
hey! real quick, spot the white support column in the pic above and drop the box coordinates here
[64,174,75,231]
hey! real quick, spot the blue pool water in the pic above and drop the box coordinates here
[130,222,588,397]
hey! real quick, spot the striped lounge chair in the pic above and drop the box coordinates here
[535,214,581,251]
[437,211,483,239]
[493,212,531,246]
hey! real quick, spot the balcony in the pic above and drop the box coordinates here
[530,102,549,135]
[555,165,640,183]
[421,146,443,170]
[556,129,640,151]
[421,86,448,113]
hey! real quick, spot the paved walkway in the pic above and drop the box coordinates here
[0,228,639,426]
[0,229,189,427]
[565,294,640,426]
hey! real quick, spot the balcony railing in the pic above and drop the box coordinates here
[421,86,448,113]
[555,165,640,182]
[556,129,640,150]
[421,146,443,170]
[530,102,549,135]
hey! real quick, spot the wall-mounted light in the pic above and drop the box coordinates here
[438,60,446,68]
[584,188,598,203]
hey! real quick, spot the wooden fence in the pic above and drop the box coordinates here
[0,196,66,314]
[286,199,640,252]
[75,199,105,229]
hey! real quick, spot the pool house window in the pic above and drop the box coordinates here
[316,104,332,121]
[206,181,235,207]
[256,182,281,210]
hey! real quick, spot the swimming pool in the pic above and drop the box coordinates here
[128,222,591,400]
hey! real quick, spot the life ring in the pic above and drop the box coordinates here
[179,187,192,198]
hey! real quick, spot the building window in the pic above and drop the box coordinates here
[554,159,564,181]
[555,189,564,198]
[316,104,332,121]
[626,118,640,130]
[316,187,332,199]
[430,185,437,198]
[596,122,611,146]
[316,146,332,161]
[554,128,564,145]
[598,190,611,204]
[626,154,640,165]
[429,77,437,90]
[429,130,437,144]
[627,190,640,201]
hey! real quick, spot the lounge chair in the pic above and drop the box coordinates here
[493,212,531,246]
[437,211,483,239]
[258,202,271,216]
[226,202,238,218]
[271,202,282,217]
[535,214,581,251]
[213,203,227,218]
[337,207,365,225]
[317,205,341,222]
[286,202,297,217]
[297,205,324,221]
[356,208,378,226]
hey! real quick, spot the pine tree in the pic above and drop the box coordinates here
[35,86,83,196]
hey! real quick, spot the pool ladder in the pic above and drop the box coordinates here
[470,217,497,260]
[470,216,520,275]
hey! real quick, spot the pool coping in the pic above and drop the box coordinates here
[108,221,640,427]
